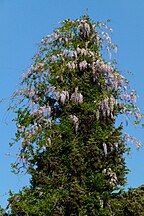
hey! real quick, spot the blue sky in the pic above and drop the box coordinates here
[0,0,144,207]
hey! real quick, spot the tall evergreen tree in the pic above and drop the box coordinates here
[7,15,142,215]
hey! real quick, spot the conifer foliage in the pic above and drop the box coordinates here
[111,185,144,215]
[8,16,142,215]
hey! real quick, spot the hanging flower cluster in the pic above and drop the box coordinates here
[70,115,79,132]
[78,21,91,37]
[71,87,83,103]
[103,168,117,185]
[56,90,69,104]
[96,95,116,119]
[124,132,142,149]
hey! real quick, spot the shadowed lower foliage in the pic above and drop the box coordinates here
[111,185,144,216]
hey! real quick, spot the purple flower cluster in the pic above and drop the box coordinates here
[31,106,51,118]
[71,87,83,103]
[56,90,69,104]
[103,168,117,185]
[102,143,108,155]
[67,62,76,70]
[77,47,87,56]
[78,21,91,37]
[122,91,137,104]
[79,60,87,71]
[70,115,79,132]
[98,96,116,119]
[93,60,113,74]
[102,32,112,45]
[124,132,142,149]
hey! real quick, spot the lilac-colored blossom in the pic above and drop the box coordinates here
[109,28,113,33]
[65,37,68,43]
[67,62,76,69]
[53,33,59,40]
[59,37,62,42]
[56,92,61,101]
[93,60,114,76]
[56,90,69,104]
[30,125,38,135]
[52,55,56,62]
[77,47,81,54]
[44,119,51,127]
[114,143,118,148]
[81,48,87,56]
[117,75,125,86]
[78,22,90,37]
[71,87,83,103]
[63,49,68,55]
[78,23,83,32]
[104,168,117,185]
[89,51,94,57]
[124,133,140,146]
[109,96,116,111]
[84,23,90,36]
[114,46,117,55]
[110,173,117,185]
[123,93,131,102]
[72,51,77,59]
[79,60,87,70]
[123,85,127,91]
[70,115,79,132]
[71,32,75,38]
[60,91,67,103]
[96,110,100,120]
[31,108,43,116]
[48,137,51,145]
[27,90,35,98]
[41,39,45,44]
[136,141,142,149]
[17,123,25,133]
[21,72,29,79]
[134,111,143,120]
[103,143,108,155]
[28,101,35,109]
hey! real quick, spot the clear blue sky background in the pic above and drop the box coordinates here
[0,0,144,208]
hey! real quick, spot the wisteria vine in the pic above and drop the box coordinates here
[10,16,143,181]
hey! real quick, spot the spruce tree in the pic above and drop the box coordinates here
[7,15,142,215]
